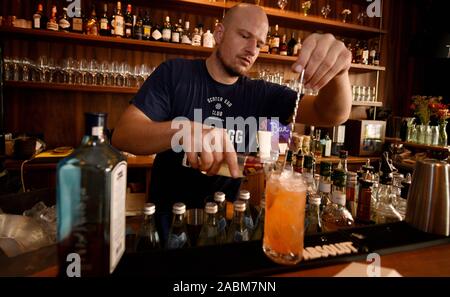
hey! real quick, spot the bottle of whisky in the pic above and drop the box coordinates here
[287,32,297,56]
[162,16,172,42]
[33,3,46,30]
[133,10,143,40]
[181,21,191,45]
[58,8,71,32]
[57,112,127,276]
[135,203,161,251]
[85,5,98,36]
[99,3,110,36]
[191,27,201,46]
[46,5,59,31]
[142,10,152,40]
[124,4,133,38]
[113,1,124,37]
[71,6,84,33]
[270,24,280,55]
[171,19,181,43]
[279,34,288,56]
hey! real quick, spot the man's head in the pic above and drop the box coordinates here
[214,4,269,77]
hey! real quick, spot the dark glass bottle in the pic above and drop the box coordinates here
[124,4,133,38]
[33,3,47,30]
[85,4,98,36]
[99,3,110,36]
[287,32,297,56]
[57,113,127,276]
[71,7,84,33]
[166,203,190,249]
[279,34,288,56]
[142,10,152,41]
[135,203,161,251]
[133,9,143,40]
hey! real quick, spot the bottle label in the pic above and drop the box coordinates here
[34,17,40,29]
[233,229,249,242]
[72,18,83,32]
[167,232,188,249]
[192,35,201,46]
[260,44,269,53]
[47,22,59,31]
[324,140,331,157]
[152,29,162,41]
[125,28,132,36]
[115,16,124,36]
[203,35,213,48]
[271,37,280,48]
[171,32,180,43]
[181,34,191,44]
[279,50,288,56]
[59,19,70,30]
[162,28,171,41]
[109,161,127,273]
[332,192,346,206]
[100,19,108,30]
[319,182,331,193]
[143,25,151,37]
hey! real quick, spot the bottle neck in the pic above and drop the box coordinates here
[205,213,217,225]
[233,210,245,225]
[143,214,156,227]
[81,126,107,145]
[172,213,186,227]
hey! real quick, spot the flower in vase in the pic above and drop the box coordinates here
[341,9,352,23]
[321,5,331,19]
[302,1,312,16]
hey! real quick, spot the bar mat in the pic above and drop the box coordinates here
[113,222,450,277]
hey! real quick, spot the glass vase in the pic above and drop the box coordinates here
[425,125,432,145]
[431,125,439,146]
[406,118,417,143]
[417,124,427,144]
[439,122,448,147]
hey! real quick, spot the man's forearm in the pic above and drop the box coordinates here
[313,71,352,126]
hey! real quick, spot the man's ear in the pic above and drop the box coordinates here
[213,23,225,45]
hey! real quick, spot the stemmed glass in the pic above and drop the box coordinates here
[99,61,110,86]
[87,59,99,85]
[277,0,288,10]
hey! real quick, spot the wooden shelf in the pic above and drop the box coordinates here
[171,0,387,37]
[4,80,139,94]
[352,101,383,107]
[385,138,450,152]
[0,27,385,72]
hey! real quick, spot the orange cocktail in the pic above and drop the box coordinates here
[263,171,306,265]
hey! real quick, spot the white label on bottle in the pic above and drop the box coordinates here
[59,19,70,30]
[115,16,124,36]
[92,127,103,137]
[272,37,280,48]
[324,140,332,157]
[73,18,83,32]
[100,19,108,30]
[319,182,331,193]
[47,22,59,31]
[171,32,180,43]
[125,28,131,36]
[363,50,369,60]
[192,35,201,46]
[34,17,40,28]
[181,34,191,44]
[152,29,162,40]
[109,161,127,273]
[162,28,171,41]
[279,50,288,56]
[203,34,213,48]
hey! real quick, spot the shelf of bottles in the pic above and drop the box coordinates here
[3,81,138,94]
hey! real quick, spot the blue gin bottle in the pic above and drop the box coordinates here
[57,112,127,276]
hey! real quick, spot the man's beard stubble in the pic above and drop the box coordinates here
[216,49,246,77]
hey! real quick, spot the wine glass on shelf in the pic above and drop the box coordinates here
[277,0,288,10]
[87,59,99,85]
[99,61,110,86]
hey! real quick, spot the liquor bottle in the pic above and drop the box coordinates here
[374,192,402,224]
[33,3,47,30]
[293,37,302,56]
[279,34,288,56]
[238,190,254,232]
[85,5,98,36]
[191,27,201,46]
[135,203,161,251]
[181,21,191,45]
[151,23,162,42]
[303,155,316,196]
[373,42,380,66]
[346,172,358,218]
[133,10,143,40]
[321,169,354,232]
[336,150,348,172]
[355,40,363,64]
[287,32,297,56]
[46,5,59,31]
[313,129,322,158]
[197,202,223,246]
[319,162,332,208]
[162,16,172,42]
[270,24,280,55]
[142,10,152,40]
[202,29,214,48]
[226,200,250,243]
[305,194,322,235]
[369,42,377,65]
[350,40,357,63]
[57,113,127,276]
[251,199,265,240]
[99,3,110,36]
[260,26,271,54]
[212,19,219,47]
[113,2,124,37]
[110,8,116,36]
[362,41,369,65]
[293,144,304,174]
[356,176,374,223]
[166,203,190,249]
[58,8,71,32]
[322,133,332,157]
[71,6,84,33]
[213,192,227,236]
[124,4,133,38]
[171,19,182,43]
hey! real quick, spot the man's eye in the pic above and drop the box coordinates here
[241,34,249,39]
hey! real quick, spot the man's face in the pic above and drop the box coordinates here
[216,12,268,77]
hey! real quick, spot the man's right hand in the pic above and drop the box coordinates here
[181,121,240,178]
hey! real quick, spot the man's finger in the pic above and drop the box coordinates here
[307,42,343,89]
[186,151,199,169]
[314,50,351,90]
[291,33,318,73]
[207,151,224,176]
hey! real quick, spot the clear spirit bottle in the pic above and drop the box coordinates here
[213,192,227,236]
[305,194,322,234]
[319,162,332,208]
[58,8,71,32]
[135,203,161,251]
[166,202,190,249]
[57,112,127,276]
[226,200,250,243]
[238,190,254,232]
[197,202,223,246]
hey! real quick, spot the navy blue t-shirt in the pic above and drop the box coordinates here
[131,58,297,212]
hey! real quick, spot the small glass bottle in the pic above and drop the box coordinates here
[319,162,332,208]
[213,192,227,236]
[357,178,374,223]
[238,190,254,232]
[85,4,99,36]
[303,155,316,196]
[251,199,265,240]
[197,202,223,246]
[374,193,403,224]
[202,29,214,48]
[305,194,322,235]
[46,5,59,31]
[135,203,161,251]
[226,200,250,243]
[33,3,47,30]
[192,27,202,46]
[181,21,191,45]
[346,172,358,218]
[58,8,71,32]
[166,202,190,249]
[162,16,172,42]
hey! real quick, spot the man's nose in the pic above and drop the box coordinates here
[245,39,258,56]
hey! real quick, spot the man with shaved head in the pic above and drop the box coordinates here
[113,4,352,240]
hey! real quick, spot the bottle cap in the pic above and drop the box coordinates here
[143,203,155,215]
[205,202,218,214]
[239,190,250,200]
[214,192,226,203]
[172,202,186,215]
[233,200,246,212]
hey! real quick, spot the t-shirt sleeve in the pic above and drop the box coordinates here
[261,82,298,125]
[131,61,173,122]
